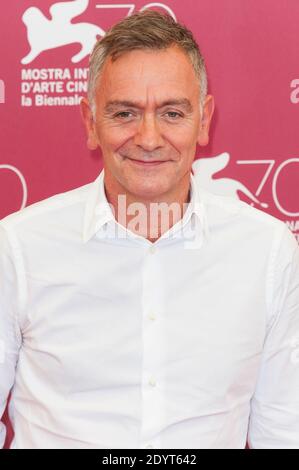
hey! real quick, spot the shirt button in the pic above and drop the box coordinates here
[148,377,157,387]
[148,312,156,321]
[149,245,156,254]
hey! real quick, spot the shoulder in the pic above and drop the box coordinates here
[196,185,298,259]
[0,181,92,238]
[198,185,287,233]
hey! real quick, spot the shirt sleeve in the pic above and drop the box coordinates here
[0,223,22,448]
[247,225,299,448]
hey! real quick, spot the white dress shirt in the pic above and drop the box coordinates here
[0,167,298,449]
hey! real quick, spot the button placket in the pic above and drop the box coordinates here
[140,245,165,446]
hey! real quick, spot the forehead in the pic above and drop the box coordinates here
[95,45,199,105]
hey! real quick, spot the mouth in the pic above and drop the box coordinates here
[125,157,169,167]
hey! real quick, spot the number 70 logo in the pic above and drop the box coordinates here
[192,153,299,217]
[237,158,299,217]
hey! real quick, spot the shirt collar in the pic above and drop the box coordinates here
[82,168,209,244]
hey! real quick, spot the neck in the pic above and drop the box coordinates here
[103,172,191,243]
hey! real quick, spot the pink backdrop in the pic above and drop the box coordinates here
[1,0,298,449]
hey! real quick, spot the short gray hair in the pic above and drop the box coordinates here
[88,10,208,118]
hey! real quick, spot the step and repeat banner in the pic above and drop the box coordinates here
[0,0,298,448]
[0,0,298,238]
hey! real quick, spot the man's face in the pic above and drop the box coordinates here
[81,45,214,200]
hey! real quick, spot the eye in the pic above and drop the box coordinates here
[165,111,183,120]
[114,111,133,119]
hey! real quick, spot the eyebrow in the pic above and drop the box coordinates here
[104,98,193,113]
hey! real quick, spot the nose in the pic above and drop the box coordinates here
[133,114,164,152]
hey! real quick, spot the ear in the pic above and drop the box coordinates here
[197,94,215,147]
[80,97,99,150]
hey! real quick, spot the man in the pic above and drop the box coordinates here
[0,11,298,449]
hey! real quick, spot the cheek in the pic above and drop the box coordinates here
[97,125,135,153]
[164,131,198,156]
[162,119,199,145]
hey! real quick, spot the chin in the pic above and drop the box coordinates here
[127,181,170,200]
